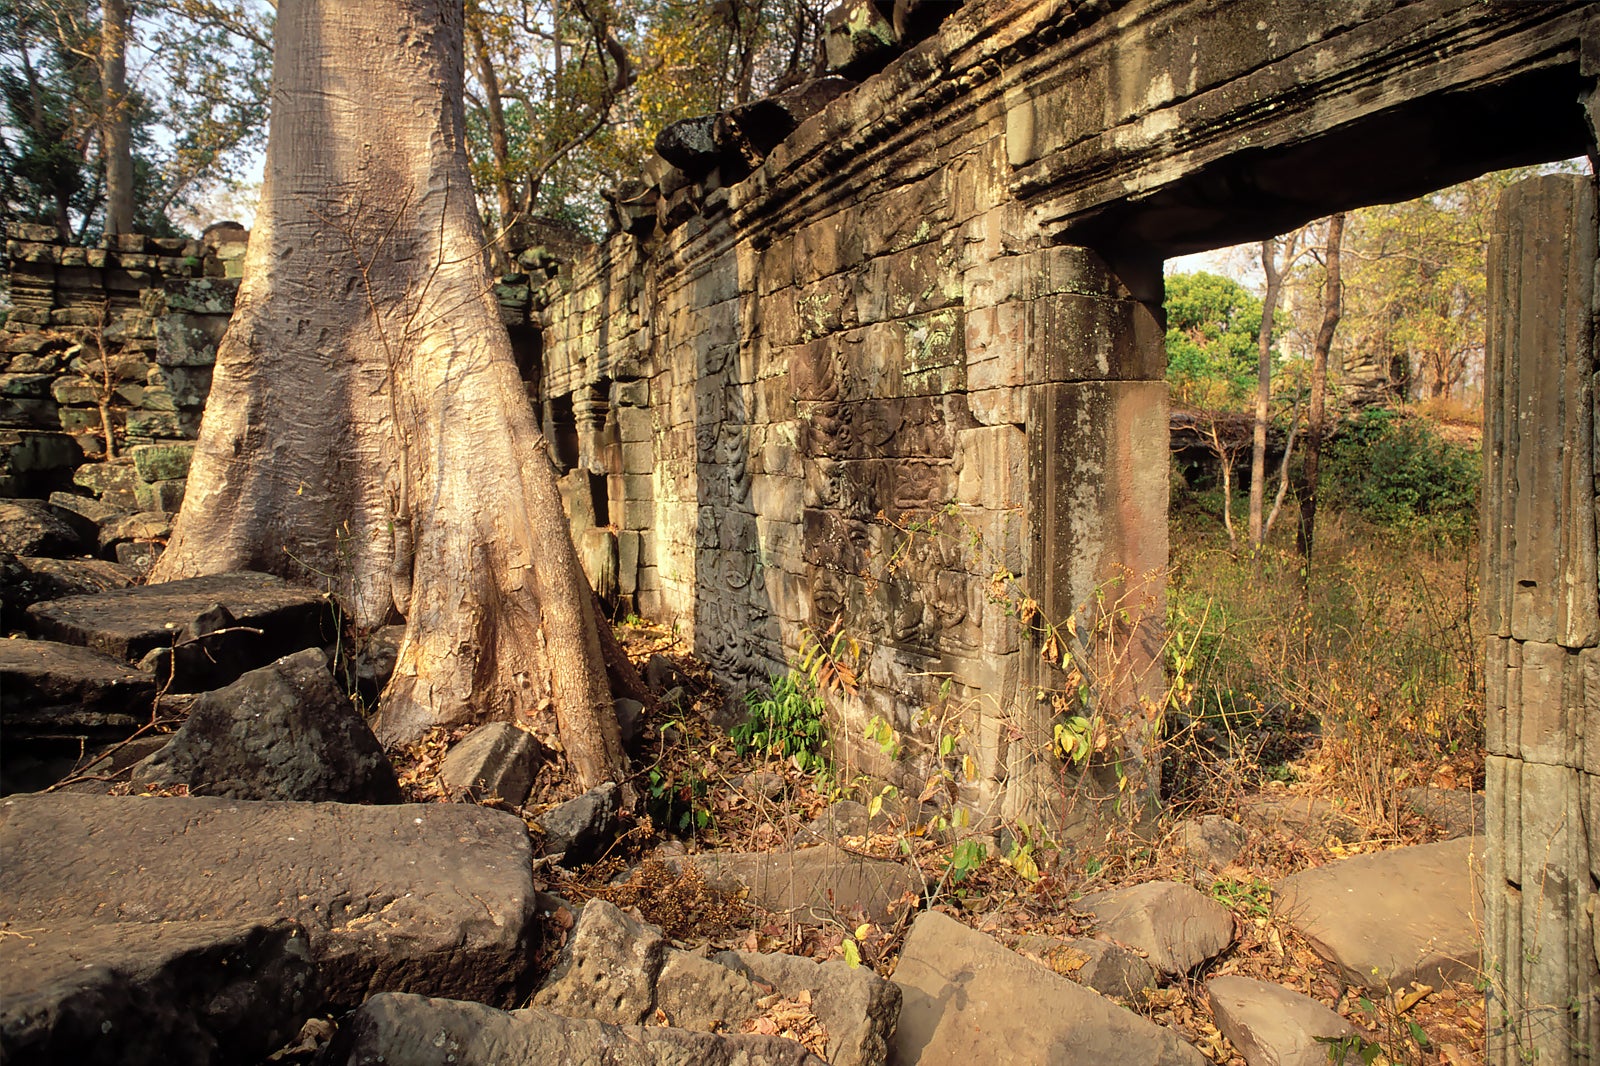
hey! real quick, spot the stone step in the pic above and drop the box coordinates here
[24,571,336,687]
[0,793,537,1007]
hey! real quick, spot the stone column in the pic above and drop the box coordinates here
[1482,174,1599,1066]
[1004,245,1168,829]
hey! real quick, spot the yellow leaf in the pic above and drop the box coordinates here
[842,939,861,968]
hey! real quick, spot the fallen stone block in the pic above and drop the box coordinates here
[0,917,319,1066]
[25,571,335,673]
[439,722,541,806]
[0,793,537,1007]
[1400,787,1484,840]
[712,950,901,1066]
[536,780,620,863]
[133,648,400,803]
[0,638,156,726]
[1238,792,1364,845]
[890,911,1207,1065]
[331,992,826,1066]
[1206,975,1355,1066]
[1071,881,1235,975]
[0,499,85,557]
[1274,837,1482,989]
[0,554,138,632]
[690,843,918,925]
[534,899,665,1025]
[1168,814,1248,871]
[654,949,765,1033]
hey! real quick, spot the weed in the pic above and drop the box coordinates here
[732,671,827,773]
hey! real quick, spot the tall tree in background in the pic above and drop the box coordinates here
[1247,232,1300,551]
[460,0,827,239]
[152,0,626,787]
[1296,212,1345,563]
[98,0,132,235]
[0,0,270,239]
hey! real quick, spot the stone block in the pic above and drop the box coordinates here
[891,911,1205,1065]
[0,917,319,1066]
[130,440,194,482]
[955,424,1026,511]
[0,793,538,1008]
[438,722,541,806]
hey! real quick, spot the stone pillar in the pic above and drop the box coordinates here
[1482,174,1599,1066]
[1005,245,1168,829]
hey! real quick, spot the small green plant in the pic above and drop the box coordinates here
[1209,875,1273,918]
[644,757,712,835]
[732,670,827,772]
[947,838,987,884]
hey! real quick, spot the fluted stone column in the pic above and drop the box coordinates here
[1482,173,1599,1066]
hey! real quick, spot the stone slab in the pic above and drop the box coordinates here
[334,992,826,1066]
[890,910,1206,1065]
[1071,880,1234,975]
[0,793,538,1007]
[1206,975,1355,1066]
[25,571,335,663]
[689,843,918,925]
[1274,838,1482,989]
[0,917,319,1066]
[0,638,155,733]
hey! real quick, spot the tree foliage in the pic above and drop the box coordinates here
[1164,271,1265,407]
[0,0,270,239]
[462,0,828,239]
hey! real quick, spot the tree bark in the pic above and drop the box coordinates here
[100,0,134,237]
[465,10,522,272]
[1247,237,1284,550]
[151,0,625,789]
[1297,212,1344,562]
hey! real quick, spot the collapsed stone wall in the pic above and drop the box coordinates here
[1,222,246,522]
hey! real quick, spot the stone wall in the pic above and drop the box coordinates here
[534,0,1599,828]
[1,222,246,513]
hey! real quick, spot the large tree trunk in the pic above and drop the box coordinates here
[151,0,625,789]
[100,0,134,237]
[1297,212,1344,563]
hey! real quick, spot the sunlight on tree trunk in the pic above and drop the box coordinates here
[152,0,625,789]
[1248,232,1298,553]
[1297,212,1345,564]
[100,0,133,236]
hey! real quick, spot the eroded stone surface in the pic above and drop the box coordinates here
[0,638,155,725]
[132,648,400,803]
[439,722,541,806]
[332,993,827,1066]
[890,910,1206,1066]
[1274,837,1482,989]
[1169,815,1248,871]
[690,844,917,925]
[712,950,900,1066]
[533,899,666,1025]
[536,781,620,863]
[1237,793,1363,845]
[1071,881,1234,975]
[1206,975,1355,1066]
[0,793,537,1006]
[25,571,334,665]
[0,555,137,627]
[0,917,319,1066]
[1010,935,1156,998]
[0,499,85,557]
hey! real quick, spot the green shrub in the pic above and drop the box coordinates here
[1324,408,1479,542]
[732,671,827,772]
